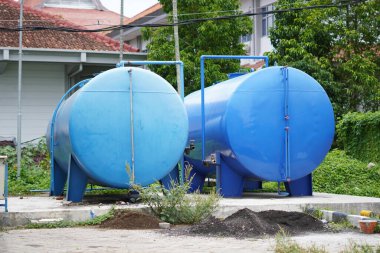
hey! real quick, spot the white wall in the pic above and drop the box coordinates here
[0,62,65,142]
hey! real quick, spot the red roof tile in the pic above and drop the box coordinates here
[242,60,266,70]
[24,0,129,31]
[0,0,138,52]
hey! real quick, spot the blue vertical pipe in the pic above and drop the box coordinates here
[49,79,90,195]
[117,60,186,183]
[199,55,269,161]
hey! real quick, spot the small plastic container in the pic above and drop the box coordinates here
[359,220,378,234]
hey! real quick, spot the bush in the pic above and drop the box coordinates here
[0,140,50,195]
[337,111,380,163]
[313,149,380,197]
[134,163,220,224]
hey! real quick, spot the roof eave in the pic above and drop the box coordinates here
[0,47,147,65]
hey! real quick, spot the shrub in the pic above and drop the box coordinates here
[337,111,380,163]
[134,163,220,224]
[0,140,50,195]
[313,149,380,197]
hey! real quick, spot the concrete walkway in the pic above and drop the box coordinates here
[1,228,380,253]
[2,192,380,227]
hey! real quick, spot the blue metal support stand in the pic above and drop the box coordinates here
[0,157,8,212]
[285,174,313,196]
[66,155,88,202]
[215,153,244,197]
[243,179,262,192]
[117,60,186,184]
[49,79,90,196]
[51,161,67,196]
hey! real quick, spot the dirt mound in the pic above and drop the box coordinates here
[188,208,324,238]
[100,210,161,229]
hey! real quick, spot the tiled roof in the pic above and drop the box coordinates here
[0,0,138,52]
[242,60,266,70]
[126,3,163,24]
[24,0,130,31]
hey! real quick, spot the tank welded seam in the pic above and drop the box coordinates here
[282,67,291,181]
[129,69,135,185]
[81,91,177,94]
[235,90,323,93]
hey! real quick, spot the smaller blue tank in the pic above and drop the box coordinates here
[48,67,188,202]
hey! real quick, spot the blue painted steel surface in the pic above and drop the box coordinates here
[48,67,188,200]
[118,60,186,183]
[185,66,334,183]
[200,55,269,160]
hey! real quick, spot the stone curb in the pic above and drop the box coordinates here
[310,209,378,228]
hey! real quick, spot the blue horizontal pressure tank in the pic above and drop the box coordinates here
[48,67,188,202]
[184,65,335,197]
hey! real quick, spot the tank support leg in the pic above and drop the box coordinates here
[50,161,67,196]
[284,173,313,196]
[216,153,244,197]
[66,155,87,202]
[243,179,262,192]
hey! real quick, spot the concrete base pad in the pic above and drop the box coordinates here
[2,192,380,227]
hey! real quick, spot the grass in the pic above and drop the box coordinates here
[24,208,116,229]
[274,231,380,253]
[275,230,328,253]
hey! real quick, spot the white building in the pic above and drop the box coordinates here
[0,0,145,142]
[109,0,276,60]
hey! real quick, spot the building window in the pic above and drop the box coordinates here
[240,34,252,43]
[261,5,275,37]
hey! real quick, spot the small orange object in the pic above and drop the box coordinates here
[359,220,378,234]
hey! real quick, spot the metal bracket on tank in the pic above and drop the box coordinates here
[202,153,219,167]
[184,140,195,155]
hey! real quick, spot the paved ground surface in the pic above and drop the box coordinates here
[2,192,380,227]
[1,228,379,253]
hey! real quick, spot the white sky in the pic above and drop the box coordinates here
[100,0,159,17]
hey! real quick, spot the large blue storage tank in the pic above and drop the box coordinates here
[48,67,188,201]
[184,66,334,196]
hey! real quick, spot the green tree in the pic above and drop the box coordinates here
[143,0,252,94]
[267,0,379,117]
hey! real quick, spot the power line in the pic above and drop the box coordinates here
[0,0,365,33]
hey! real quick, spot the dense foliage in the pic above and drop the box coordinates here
[337,111,380,162]
[0,140,50,195]
[313,149,380,197]
[143,0,252,94]
[267,0,380,117]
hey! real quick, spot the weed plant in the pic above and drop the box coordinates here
[133,163,220,224]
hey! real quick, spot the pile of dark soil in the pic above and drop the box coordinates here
[187,208,325,238]
[100,210,161,229]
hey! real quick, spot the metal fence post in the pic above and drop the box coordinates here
[0,156,8,212]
